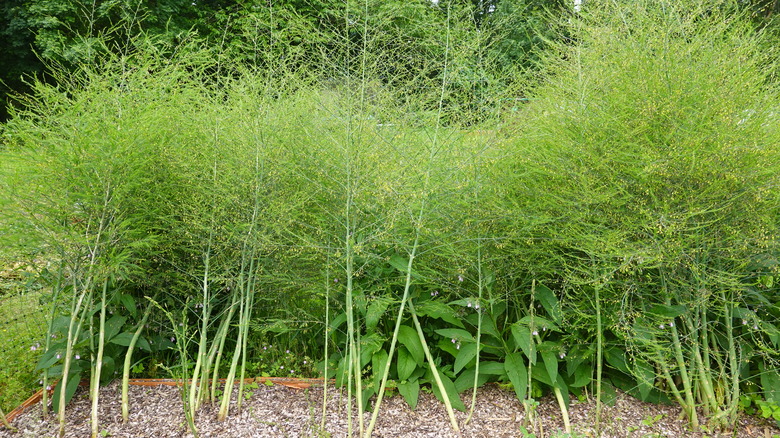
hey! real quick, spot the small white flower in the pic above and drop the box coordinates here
[559,353,566,359]
[467,302,472,308]
[456,343,461,350]
[286,350,290,354]
[280,366,284,369]
[532,330,538,336]
[474,303,480,310]
[668,322,674,327]
[659,324,665,329]
[451,338,457,343]
[753,325,759,330]
[458,275,464,282]
[303,360,307,365]
[742,319,748,325]
[75,354,80,360]
[56,353,61,359]
[542,327,547,332]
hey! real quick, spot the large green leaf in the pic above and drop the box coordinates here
[437,337,460,358]
[434,328,474,343]
[36,344,65,371]
[415,301,464,328]
[648,304,688,319]
[510,324,536,364]
[52,371,81,413]
[539,344,559,385]
[110,332,151,352]
[119,293,137,319]
[366,296,394,332]
[335,356,348,387]
[570,361,592,388]
[478,361,506,376]
[372,349,388,389]
[430,372,466,412]
[360,333,384,368]
[389,254,421,279]
[50,316,72,337]
[536,284,562,324]
[454,342,478,374]
[104,315,128,342]
[504,352,528,401]
[397,347,417,381]
[479,313,502,341]
[760,360,780,404]
[517,315,560,333]
[605,346,630,374]
[361,386,375,411]
[454,368,490,393]
[634,359,655,401]
[398,324,424,364]
[398,379,420,410]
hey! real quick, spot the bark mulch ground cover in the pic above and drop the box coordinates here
[2,380,779,437]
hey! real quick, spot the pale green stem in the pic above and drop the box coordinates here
[59,193,109,437]
[58,278,93,438]
[122,298,154,422]
[0,404,16,432]
[408,299,461,435]
[526,282,536,430]
[238,150,263,412]
[670,320,699,428]
[90,279,109,438]
[367,1,453,434]
[237,259,257,412]
[190,163,218,417]
[210,296,238,402]
[662,279,699,428]
[188,255,211,420]
[42,261,66,418]
[321,258,331,431]
[724,291,740,426]
[595,284,603,434]
[217,276,247,421]
[532,331,570,434]
[465,245,483,425]
[657,353,686,408]
[345,228,363,436]
[553,386,571,433]
[364,234,420,438]
[686,305,717,417]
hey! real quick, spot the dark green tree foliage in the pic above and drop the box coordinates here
[0,0,228,121]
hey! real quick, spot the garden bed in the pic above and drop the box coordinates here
[2,379,778,437]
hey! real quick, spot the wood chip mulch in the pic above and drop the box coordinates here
[2,380,779,437]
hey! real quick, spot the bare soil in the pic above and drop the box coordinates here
[2,381,778,438]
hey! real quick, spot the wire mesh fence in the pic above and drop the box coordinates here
[0,267,48,414]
